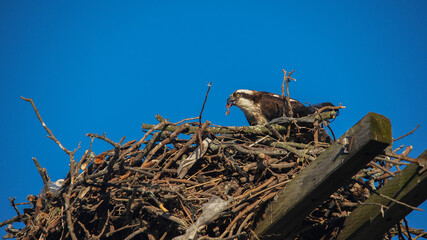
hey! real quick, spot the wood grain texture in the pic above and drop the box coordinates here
[337,150,427,240]
[254,112,392,239]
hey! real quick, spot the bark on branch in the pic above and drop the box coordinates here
[21,96,74,156]
[141,111,337,135]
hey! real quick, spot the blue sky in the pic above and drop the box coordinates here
[1,0,426,237]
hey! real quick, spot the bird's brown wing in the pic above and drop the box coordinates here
[260,94,285,121]
[291,100,312,118]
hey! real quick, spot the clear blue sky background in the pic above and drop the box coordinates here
[1,1,426,237]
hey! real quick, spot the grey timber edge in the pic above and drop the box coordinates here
[254,112,392,239]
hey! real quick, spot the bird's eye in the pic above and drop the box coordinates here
[235,93,240,97]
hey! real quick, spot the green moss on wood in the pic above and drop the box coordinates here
[368,112,392,145]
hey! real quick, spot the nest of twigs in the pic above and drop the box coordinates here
[2,102,424,240]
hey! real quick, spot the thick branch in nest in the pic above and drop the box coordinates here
[141,111,338,135]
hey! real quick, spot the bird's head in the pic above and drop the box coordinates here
[226,89,255,115]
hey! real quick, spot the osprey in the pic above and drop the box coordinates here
[226,89,333,126]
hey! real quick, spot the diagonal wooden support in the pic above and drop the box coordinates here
[337,150,427,240]
[254,112,392,239]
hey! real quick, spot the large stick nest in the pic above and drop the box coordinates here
[2,105,424,240]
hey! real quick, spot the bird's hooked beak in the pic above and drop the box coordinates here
[226,96,236,116]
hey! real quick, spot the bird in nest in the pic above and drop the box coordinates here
[226,89,333,126]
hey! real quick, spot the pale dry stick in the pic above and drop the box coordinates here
[120,121,168,159]
[174,116,199,125]
[250,229,261,240]
[238,179,291,202]
[413,232,427,240]
[264,123,285,142]
[376,157,409,166]
[143,123,190,164]
[85,133,123,183]
[281,69,286,99]
[32,157,51,194]
[21,96,73,155]
[0,216,21,228]
[223,191,277,238]
[369,161,396,177]
[86,133,126,158]
[270,162,297,170]
[281,69,296,117]
[155,114,166,122]
[248,135,269,147]
[354,179,424,212]
[313,119,319,147]
[231,202,250,215]
[8,198,21,219]
[154,114,200,126]
[395,220,409,239]
[86,133,122,149]
[234,177,276,201]
[11,202,31,206]
[21,97,81,187]
[77,221,93,239]
[385,152,420,164]
[394,124,420,142]
[228,223,238,238]
[159,232,169,240]
[186,177,222,190]
[75,137,96,174]
[242,158,279,172]
[63,193,78,240]
[197,126,205,153]
[237,212,255,235]
[74,149,91,176]
[386,145,412,172]
[178,199,194,225]
[282,69,296,140]
[376,192,424,211]
[165,121,210,169]
[227,144,289,156]
[267,141,316,161]
[221,198,262,238]
[63,146,79,240]
[158,178,199,185]
[357,201,389,217]
[393,145,405,153]
[316,103,346,114]
[401,146,413,157]
[392,145,405,153]
[392,146,414,172]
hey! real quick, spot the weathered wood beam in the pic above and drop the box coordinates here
[254,112,392,239]
[337,150,427,240]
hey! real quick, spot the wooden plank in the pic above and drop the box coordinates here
[254,112,392,239]
[337,150,427,240]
